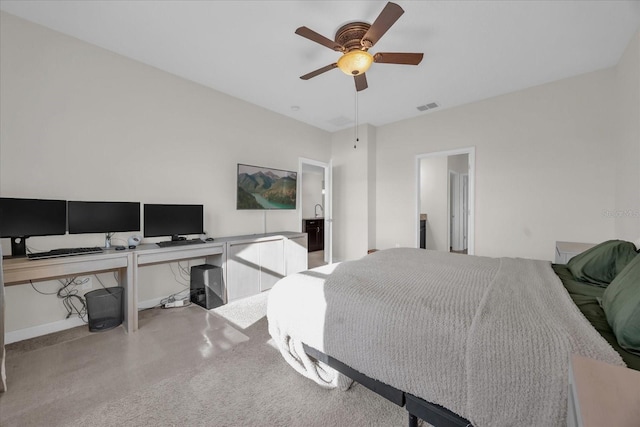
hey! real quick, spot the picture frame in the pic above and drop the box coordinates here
[236,164,297,210]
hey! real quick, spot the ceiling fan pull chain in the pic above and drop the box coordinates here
[354,88,359,149]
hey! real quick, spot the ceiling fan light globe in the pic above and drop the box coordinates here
[337,50,373,76]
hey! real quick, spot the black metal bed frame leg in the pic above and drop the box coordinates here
[408,413,418,427]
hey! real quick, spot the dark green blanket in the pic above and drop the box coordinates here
[553,264,640,370]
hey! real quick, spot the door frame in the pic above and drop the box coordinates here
[415,147,475,255]
[298,157,333,264]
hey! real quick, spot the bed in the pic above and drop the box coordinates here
[267,245,640,427]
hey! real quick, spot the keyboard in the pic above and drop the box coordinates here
[156,239,205,248]
[28,247,104,260]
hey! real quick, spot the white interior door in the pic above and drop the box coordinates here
[299,157,333,265]
[462,174,469,250]
[449,171,462,251]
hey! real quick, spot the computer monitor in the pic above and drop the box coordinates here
[143,204,204,240]
[68,201,141,247]
[0,197,67,257]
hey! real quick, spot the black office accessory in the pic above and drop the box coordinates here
[155,238,205,248]
[190,264,223,309]
[68,201,140,248]
[85,286,124,332]
[0,197,67,257]
[143,203,204,241]
[27,247,103,260]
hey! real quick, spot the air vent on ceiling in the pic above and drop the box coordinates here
[327,116,354,127]
[417,102,439,112]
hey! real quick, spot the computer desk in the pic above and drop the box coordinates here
[2,241,226,334]
[132,242,226,316]
[3,250,136,332]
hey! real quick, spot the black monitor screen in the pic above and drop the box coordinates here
[143,204,204,238]
[68,201,140,234]
[0,197,67,238]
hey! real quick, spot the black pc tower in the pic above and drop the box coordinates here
[190,264,224,309]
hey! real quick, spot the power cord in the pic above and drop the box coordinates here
[169,261,191,287]
[58,278,88,321]
[177,261,191,279]
[94,273,111,290]
[157,288,197,309]
[30,277,88,322]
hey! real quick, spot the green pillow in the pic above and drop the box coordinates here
[602,254,640,354]
[567,240,638,286]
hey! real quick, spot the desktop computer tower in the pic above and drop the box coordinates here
[190,264,224,310]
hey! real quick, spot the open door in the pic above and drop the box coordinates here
[449,170,469,253]
[299,158,333,266]
[416,148,475,255]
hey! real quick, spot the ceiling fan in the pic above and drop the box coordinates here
[296,2,423,92]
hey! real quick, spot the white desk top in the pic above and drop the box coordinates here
[134,241,224,266]
[211,231,305,245]
[2,250,132,285]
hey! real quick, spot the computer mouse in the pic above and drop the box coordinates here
[115,246,126,251]
[128,245,136,249]
[205,237,214,241]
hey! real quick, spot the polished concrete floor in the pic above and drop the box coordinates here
[0,304,252,426]
[0,293,409,427]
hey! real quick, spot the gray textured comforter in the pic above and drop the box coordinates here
[267,248,624,426]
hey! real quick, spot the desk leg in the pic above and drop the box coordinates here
[121,253,137,333]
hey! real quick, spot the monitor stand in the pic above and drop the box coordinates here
[10,236,27,257]
[171,235,185,241]
[105,232,114,248]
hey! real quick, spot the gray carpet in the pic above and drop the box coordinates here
[3,292,413,426]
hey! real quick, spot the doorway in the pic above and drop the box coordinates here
[449,170,469,253]
[415,148,475,255]
[299,158,332,267]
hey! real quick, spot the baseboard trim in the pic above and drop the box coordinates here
[5,317,86,344]
[5,297,165,344]
[137,296,165,310]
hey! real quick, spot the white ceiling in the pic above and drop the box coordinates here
[1,1,639,132]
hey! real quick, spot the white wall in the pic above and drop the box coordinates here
[331,125,374,261]
[0,12,331,335]
[420,157,448,251]
[448,154,469,175]
[366,125,377,251]
[614,30,640,242]
[376,68,618,261]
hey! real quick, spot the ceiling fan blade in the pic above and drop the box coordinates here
[295,26,344,52]
[354,73,368,92]
[361,2,404,48]
[373,52,424,65]
[300,63,338,80]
